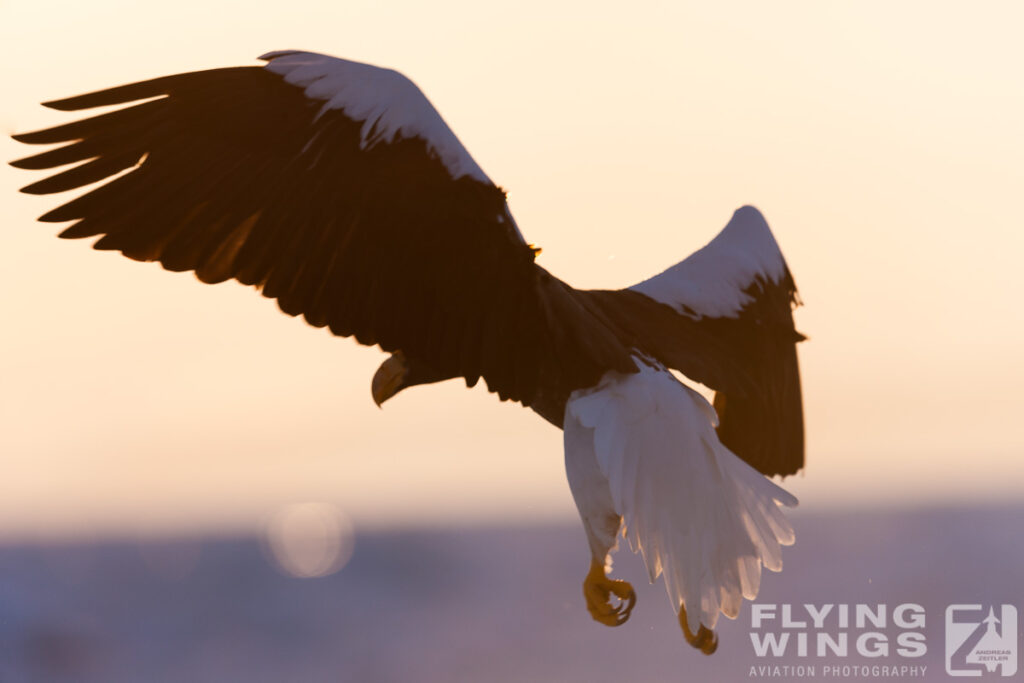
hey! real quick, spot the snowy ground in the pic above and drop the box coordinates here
[1,505,1021,683]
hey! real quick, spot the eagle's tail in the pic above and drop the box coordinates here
[564,361,797,640]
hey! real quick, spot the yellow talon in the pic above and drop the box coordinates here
[582,559,636,627]
[678,603,718,654]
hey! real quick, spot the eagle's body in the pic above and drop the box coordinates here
[13,51,805,651]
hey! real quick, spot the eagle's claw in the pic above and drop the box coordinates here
[583,561,636,627]
[679,603,719,654]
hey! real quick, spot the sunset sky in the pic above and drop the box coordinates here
[2,0,1022,538]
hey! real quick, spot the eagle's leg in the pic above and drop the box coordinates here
[565,423,636,627]
[678,604,719,654]
[583,557,636,627]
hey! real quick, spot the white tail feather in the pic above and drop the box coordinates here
[565,363,797,634]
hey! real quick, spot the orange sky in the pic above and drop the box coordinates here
[2,0,1023,538]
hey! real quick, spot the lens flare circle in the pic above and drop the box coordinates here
[264,502,354,578]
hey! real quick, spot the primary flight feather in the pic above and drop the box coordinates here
[12,50,806,651]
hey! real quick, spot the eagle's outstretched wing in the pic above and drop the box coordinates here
[12,51,635,408]
[628,206,804,477]
[582,207,804,476]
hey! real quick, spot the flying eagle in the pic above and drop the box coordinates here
[12,51,805,653]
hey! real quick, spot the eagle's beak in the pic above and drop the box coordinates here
[371,352,409,407]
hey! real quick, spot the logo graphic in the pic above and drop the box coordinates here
[946,605,1018,677]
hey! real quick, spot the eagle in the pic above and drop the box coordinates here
[12,50,805,653]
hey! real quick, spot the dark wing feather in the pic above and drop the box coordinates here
[702,272,804,477]
[11,54,636,410]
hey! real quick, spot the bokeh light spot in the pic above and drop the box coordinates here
[264,502,354,578]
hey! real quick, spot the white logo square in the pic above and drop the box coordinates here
[946,604,1018,677]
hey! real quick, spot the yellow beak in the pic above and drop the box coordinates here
[371,352,408,407]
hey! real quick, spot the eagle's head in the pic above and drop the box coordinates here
[371,351,450,406]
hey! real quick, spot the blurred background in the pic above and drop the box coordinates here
[1,1,1022,681]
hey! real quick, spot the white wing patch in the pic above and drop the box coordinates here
[564,361,797,633]
[630,206,788,318]
[260,51,490,183]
